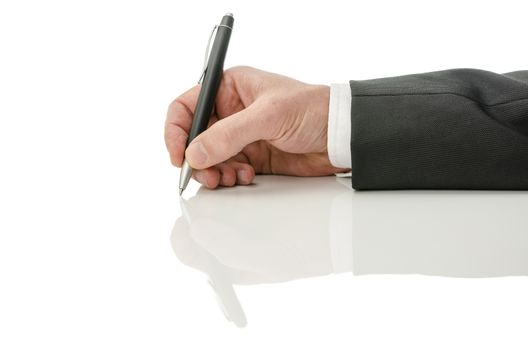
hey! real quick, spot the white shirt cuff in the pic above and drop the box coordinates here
[327,83,352,169]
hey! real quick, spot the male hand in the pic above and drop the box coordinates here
[165,66,349,188]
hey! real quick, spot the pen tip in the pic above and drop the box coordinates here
[179,188,184,196]
[225,12,233,17]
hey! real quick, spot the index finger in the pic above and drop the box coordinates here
[165,85,201,167]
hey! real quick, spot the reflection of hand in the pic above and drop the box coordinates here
[170,177,348,328]
[171,177,347,284]
[165,66,349,189]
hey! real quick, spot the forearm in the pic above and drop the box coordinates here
[329,69,528,189]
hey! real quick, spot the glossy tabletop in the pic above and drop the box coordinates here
[172,176,528,330]
[3,173,528,349]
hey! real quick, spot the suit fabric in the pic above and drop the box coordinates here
[350,69,528,189]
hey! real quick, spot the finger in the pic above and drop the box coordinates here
[232,152,250,163]
[215,70,247,118]
[192,167,221,189]
[185,104,271,169]
[167,85,201,131]
[215,162,237,187]
[165,85,201,166]
[166,128,187,167]
[225,159,255,185]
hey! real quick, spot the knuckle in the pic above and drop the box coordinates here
[226,65,251,74]
[167,98,181,114]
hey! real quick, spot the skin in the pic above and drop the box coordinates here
[165,66,350,189]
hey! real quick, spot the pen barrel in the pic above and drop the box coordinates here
[187,15,234,145]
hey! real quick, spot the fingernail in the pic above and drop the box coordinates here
[186,141,207,166]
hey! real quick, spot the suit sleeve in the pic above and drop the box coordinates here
[349,69,528,190]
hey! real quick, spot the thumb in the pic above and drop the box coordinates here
[185,106,269,169]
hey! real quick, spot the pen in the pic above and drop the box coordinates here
[179,13,234,195]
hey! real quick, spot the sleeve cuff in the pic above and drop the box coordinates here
[327,83,352,169]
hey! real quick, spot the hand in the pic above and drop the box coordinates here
[165,66,349,189]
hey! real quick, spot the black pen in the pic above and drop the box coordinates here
[179,13,234,195]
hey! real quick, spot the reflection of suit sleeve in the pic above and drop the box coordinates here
[349,69,528,190]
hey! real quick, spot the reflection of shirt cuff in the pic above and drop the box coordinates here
[329,190,353,273]
[327,83,352,169]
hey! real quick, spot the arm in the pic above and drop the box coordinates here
[349,69,528,189]
[166,67,528,190]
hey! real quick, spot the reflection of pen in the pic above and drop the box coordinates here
[171,208,247,327]
[179,13,234,195]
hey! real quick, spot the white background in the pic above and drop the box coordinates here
[0,0,527,349]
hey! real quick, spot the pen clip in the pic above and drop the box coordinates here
[198,24,219,84]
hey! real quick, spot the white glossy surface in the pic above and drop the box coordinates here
[173,176,528,328]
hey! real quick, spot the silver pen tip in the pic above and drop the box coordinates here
[179,188,184,196]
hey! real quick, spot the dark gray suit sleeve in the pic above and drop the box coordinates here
[349,69,528,190]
